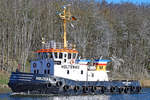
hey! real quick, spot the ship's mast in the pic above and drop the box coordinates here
[58,5,76,49]
[63,7,67,48]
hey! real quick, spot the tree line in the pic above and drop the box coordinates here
[0,0,150,79]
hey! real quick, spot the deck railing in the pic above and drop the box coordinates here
[42,41,75,49]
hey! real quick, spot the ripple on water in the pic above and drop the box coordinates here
[0,88,150,100]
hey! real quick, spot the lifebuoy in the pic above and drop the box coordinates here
[131,86,136,92]
[101,86,106,93]
[124,87,128,94]
[70,59,75,64]
[47,83,51,88]
[47,63,50,68]
[74,86,80,92]
[56,81,63,87]
[91,86,97,92]
[136,86,141,93]
[33,63,36,68]
[63,85,69,91]
[83,86,89,93]
[110,86,115,93]
[119,87,124,94]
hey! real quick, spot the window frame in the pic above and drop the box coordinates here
[67,70,69,74]
[54,52,58,59]
[59,53,63,59]
[48,52,53,58]
[73,53,76,59]
[68,53,71,59]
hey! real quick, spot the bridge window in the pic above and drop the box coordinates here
[67,70,69,74]
[38,53,40,58]
[54,52,58,58]
[73,53,76,59]
[59,53,63,59]
[64,54,67,58]
[68,53,71,59]
[48,52,53,58]
[38,53,43,59]
[43,53,48,59]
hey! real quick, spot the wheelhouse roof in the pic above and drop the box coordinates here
[36,48,78,53]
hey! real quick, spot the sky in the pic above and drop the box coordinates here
[101,0,150,4]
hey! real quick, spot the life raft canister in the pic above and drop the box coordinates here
[33,63,36,68]
[47,63,50,68]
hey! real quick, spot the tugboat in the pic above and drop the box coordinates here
[8,6,141,95]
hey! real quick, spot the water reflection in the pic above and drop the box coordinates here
[1,89,150,100]
[49,95,110,100]
[0,94,110,100]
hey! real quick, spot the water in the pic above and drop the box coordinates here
[0,88,150,100]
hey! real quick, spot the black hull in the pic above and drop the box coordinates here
[8,72,142,95]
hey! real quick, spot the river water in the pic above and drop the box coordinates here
[0,88,150,100]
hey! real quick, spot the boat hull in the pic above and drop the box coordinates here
[8,72,142,95]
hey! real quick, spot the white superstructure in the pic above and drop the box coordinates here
[30,6,110,82]
[31,42,110,81]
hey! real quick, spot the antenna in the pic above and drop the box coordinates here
[58,5,77,49]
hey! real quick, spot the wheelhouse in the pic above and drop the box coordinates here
[30,48,78,75]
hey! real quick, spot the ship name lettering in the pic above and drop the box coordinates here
[36,77,51,81]
[61,65,79,69]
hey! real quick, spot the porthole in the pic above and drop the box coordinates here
[33,63,36,68]
[47,63,50,68]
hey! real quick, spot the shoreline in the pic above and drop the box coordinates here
[0,84,11,93]
[140,80,150,88]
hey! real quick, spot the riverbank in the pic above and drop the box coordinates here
[0,84,11,93]
[140,80,150,88]
[0,71,11,93]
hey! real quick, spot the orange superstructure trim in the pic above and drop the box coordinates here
[36,48,78,53]
[94,63,107,66]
